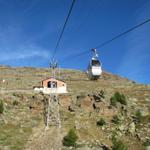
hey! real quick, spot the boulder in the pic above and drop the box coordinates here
[145,146,150,150]
[128,122,136,135]
[139,107,149,117]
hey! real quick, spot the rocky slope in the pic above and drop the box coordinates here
[0,66,150,150]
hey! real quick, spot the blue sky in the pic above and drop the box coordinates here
[0,0,150,84]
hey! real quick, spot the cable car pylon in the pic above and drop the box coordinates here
[45,60,61,130]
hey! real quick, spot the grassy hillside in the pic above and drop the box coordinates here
[0,66,150,150]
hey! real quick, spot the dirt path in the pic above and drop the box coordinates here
[25,123,63,150]
[0,89,33,94]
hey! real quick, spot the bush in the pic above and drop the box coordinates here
[135,110,142,123]
[13,100,19,106]
[143,140,150,146]
[112,115,120,124]
[13,93,16,96]
[116,93,127,105]
[97,118,106,126]
[112,136,128,150]
[99,90,105,98]
[110,97,117,107]
[0,100,4,114]
[63,129,78,147]
[110,92,127,107]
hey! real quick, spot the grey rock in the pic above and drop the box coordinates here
[139,107,149,117]
[145,146,150,150]
[128,122,136,135]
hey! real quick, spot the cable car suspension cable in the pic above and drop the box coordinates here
[60,18,150,62]
[51,0,76,60]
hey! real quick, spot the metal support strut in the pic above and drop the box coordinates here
[45,60,61,130]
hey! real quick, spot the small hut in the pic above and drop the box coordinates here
[41,77,67,94]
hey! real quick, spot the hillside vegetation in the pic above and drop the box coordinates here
[0,66,150,150]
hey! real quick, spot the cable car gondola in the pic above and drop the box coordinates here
[87,49,102,80]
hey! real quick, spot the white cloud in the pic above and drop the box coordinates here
[0,23,51,63]
[0,44,50,62]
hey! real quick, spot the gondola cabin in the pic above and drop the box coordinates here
[87,58,102,80]
[87,49,102,80]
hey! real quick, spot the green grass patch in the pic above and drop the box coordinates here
[112,136,128,150]
[0,123,32,150]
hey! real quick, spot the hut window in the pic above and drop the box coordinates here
[47,81,57,88]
